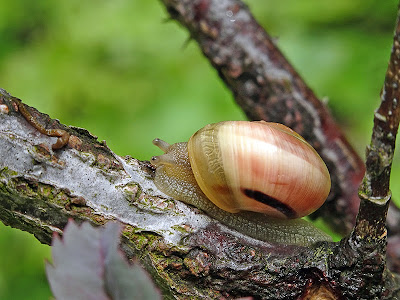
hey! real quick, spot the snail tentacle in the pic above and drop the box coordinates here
[152,138,171,152]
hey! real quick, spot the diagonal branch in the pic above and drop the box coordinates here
[158,0,400,273]
[159,0,367,235]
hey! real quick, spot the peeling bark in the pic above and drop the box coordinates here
[1,0,400,298]
[0,90,399,298]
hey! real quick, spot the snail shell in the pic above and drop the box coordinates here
[151,121,331,245]
[188,121,330,219]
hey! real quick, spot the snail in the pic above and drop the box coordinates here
[151,121,332,246]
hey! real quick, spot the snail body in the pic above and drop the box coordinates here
[151,121,331,246]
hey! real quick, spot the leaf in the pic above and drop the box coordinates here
[46,220,161,300]
[101,222,161,300]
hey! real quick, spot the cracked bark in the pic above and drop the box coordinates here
[1,0,400,299]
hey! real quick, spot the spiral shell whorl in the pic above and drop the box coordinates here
[188,121,330,219]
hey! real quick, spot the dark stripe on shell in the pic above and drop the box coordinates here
[242,189,297,219]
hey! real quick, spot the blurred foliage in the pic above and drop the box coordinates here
[0,0,398,298]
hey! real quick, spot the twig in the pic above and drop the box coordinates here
[349,1,400,265]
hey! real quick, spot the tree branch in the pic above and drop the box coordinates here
[343,4,400,289]
[159,0,368,236]
[1,0,400,298]
[0,87,399,298]
[158,0,400,274]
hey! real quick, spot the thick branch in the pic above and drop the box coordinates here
[1,88,399,298]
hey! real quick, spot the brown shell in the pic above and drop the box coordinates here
[187,121,331,219]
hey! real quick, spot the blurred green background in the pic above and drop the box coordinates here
[0,0,398,298]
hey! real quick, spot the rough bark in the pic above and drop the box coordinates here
[1,0,400,298]
[0,88,398,299]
